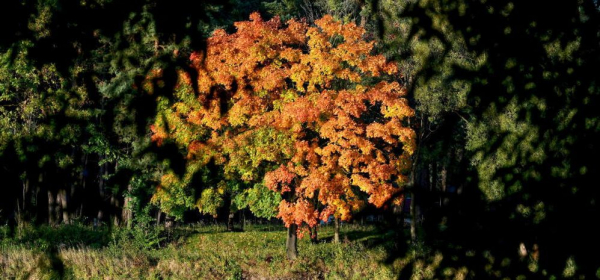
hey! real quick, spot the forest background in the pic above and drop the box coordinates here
[1,0,599,279]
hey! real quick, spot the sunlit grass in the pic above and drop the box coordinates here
[0,244,57,280]
[1,223,401,279]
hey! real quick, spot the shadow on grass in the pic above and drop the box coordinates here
[8,224,112,250]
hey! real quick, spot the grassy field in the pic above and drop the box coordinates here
[0,223,417,280]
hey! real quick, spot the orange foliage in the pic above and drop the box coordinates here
[151,13,415,233]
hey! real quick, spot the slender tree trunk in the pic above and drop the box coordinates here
[227,209,235,232]
[429,163,435,192]
[97,160,106,223]
[154,38,159,55]
[156,210,162,226]
[70,173,77,221]
[410,164,428,242]
[21,176,30,222]
[334,217,341,243]
[392,204,403,227]
[286,224,298,260]
[55,190,63,224]
[310,225,318,243]
[70,183,78,220]
[110,194,120,227]
[59,188,69,224]
[15,175,29,227]
[76,153,88,220]
[14,198,21,235]
[400,199,406,229]
[440,164,447,192]
[410,190,417,242]
[35,174,46,226]
[112,161,121,227]
[240,209,245,232]
[48,189,56,226]
[440,162,448,207]
[122,184,134,229]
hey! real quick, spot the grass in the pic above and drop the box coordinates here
[0,223,406,280]
[3,223,592,279]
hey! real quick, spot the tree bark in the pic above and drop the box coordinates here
[122,184,134,229]
[47,189,56,226]
[441,162,448,207]
[410,163,429,242]
[97,160,106,223]
[310,225,318,243]
[10,199,18,237]
[410,190,417,242]
[227,208,235,232]
[334,217,341,243]
[286,224,298,260]
[55,190,63,224]
[35,174,46,226]
[106,161,120,227]
[59,188,69,224]
[75,153,88,220]
[21,176,30,222]
[156,210,162,226]
[240,209,245,232]
[110,193,120,227]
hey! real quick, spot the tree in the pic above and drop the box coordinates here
[151,12,415,258]
[373,0,480,242]
[0,0,224,228]
[374,0,600,278]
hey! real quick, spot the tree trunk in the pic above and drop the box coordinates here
[69,175,77,221]
[410,164,428,242]
[154,38,159,55]
[47,189,56,226]
[110,193,120,227]
[286,224,298,260]
[440,163,448,207]
[97,160,106,223]
[392,204,403,227]
[59,188,69,224]
[240,209,245,232]
[227,209,235,232]
[310,225,318,243]
[97,208,104,223]
[12,198,20,237]
[75,153,88,220]
[112,161,121,227]
[21,176,30,222]
[358,0,367,27]
[14,175,29,228]
[35,175,46,226]
[55,190,63,224]
[334,217,341,243]
[156,210,162,226]
[410,190,417,242]
[122,184,134,229]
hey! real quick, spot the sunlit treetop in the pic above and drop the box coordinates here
[151,13,415,231]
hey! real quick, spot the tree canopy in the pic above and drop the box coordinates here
[151,13,415,234]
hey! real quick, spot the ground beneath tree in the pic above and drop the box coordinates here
[1,224,409,280]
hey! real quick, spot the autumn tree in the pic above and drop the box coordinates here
[151,13,415,259]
